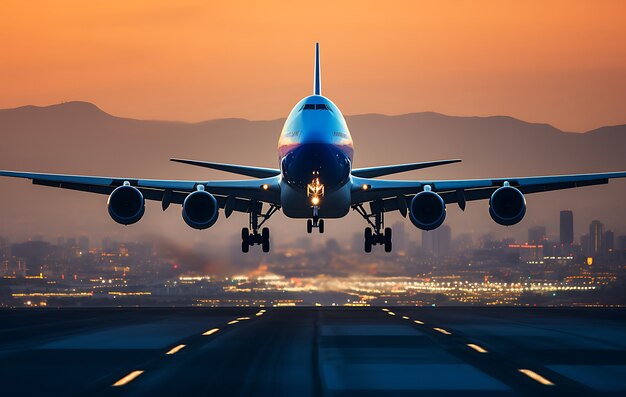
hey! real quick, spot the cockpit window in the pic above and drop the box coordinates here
[300,103,332,111]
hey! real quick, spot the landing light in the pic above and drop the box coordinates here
[311,196,320,205]
[261,184,269,190]
[362,184,370,190]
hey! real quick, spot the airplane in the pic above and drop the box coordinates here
[1,43,625,253]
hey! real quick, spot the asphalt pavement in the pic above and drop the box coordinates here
[0,307,625,396]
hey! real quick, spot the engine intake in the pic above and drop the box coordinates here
[489,185,526,226]
[409,189,446,230]
[182,189,219,230]
[107,185,145,225]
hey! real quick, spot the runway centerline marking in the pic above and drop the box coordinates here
[112,370,144,387]
[433,327,452,335]
[467,343,488,353]
[237,317,251,320]
[402,316,410,320]
[165,344,186,355]
[387,312,396,316]
[227,320,239,325]
[381,308,389,312]
[202,328,219,336]
[414,320,424,325]
[518,369,555,386]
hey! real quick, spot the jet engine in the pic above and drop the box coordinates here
[107,184,145,225]
[489,184,526,226]
[409,188,446,230]
[182,188,219,230]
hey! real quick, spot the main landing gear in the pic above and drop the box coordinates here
[306,205,325,234]
[241,203,279,253]
[353,202,392,253]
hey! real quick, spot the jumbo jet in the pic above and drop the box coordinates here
[1,44,625,253]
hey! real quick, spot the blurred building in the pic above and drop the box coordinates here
[79,236,90,251]
[560,210,574,245]
[422,225,451,257]
[589,220,604,256]
[619,235,626,251]
[581,234,590,257]
[391,222,408,252]
[603,230,614,253]
[528,226,546,245]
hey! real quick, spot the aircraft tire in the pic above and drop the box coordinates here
[384,227,392,252]
[364,227,373,252]
[262,227,270,252]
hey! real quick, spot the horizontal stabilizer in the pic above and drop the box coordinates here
[170,158,280,179]
[351,159,461,178]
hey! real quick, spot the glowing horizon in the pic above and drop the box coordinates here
[1,1,625,131]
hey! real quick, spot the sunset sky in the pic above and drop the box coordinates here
[1,1,625,131]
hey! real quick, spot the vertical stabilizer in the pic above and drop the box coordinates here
[314,43,321,95]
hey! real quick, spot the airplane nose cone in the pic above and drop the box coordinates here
[281,144,351,192]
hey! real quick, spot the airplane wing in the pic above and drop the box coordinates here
[351,171,626,212]
[170,158,281,178]
[0,170,281,213]
[351,159,461,178]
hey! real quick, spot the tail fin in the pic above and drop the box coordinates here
[314,43,321,95]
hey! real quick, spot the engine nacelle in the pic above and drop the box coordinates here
[489,185,526,226]
[107,185,145,225]
[409,189,446,230]
[182,189,219,230]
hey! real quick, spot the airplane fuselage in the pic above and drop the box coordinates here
[278,95,354,218]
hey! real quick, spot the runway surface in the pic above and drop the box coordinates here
[0,307,625,396]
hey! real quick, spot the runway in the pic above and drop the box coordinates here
[0,307,625,396]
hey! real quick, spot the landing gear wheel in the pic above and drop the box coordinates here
[261,227,270,253]
[241,228,250,253]
[318,219,325,234]
[384,227,392,253]
[307,219,313,234]
[364,227,372,253]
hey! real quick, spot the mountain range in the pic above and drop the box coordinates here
[1,101,624,250]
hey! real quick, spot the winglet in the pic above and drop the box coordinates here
[314,42,321,95]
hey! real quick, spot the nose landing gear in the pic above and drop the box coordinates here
[307,205,325,233]
[354,201,393,253]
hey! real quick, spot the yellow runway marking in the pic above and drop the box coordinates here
[165,344,186,355]
[414,320,424,325]
[433,327,451,335]
[203,328,219,336]
[467,343,488,353]
[112,370,144,386]
[518,369,554,386]
[227,320,239,325]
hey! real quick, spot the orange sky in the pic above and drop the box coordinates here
[1,1,625,131]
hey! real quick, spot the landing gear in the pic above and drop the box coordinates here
[307,206,325,233]
[241,202,279,253]
[354,201,393,253]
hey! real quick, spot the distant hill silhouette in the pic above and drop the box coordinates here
[0,101,624,250]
